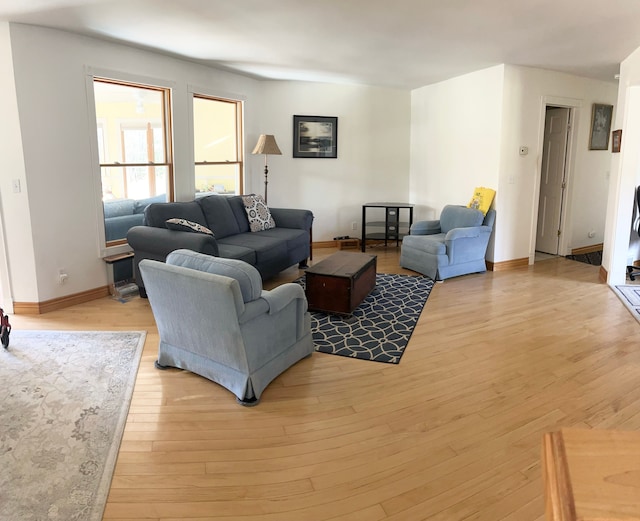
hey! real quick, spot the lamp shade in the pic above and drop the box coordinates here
[252,134,282,155]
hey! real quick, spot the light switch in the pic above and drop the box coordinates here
[519,146,529,156]
[12,179,21,193]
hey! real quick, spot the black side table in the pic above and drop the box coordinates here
[361,202,414,252]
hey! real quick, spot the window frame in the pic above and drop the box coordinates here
[189,87,245,197]
[86,69,175,256]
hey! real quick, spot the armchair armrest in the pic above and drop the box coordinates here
[445,225,493,241]
[269,208,314,231]
[127,226,219,257]
[410,220,441,235]
[260,283,307,315]
[445,226,482,241]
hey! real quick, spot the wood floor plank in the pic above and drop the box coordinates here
[12,248,640,520]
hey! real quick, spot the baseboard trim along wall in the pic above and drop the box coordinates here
[571,243,603,255]
[488,257,528,272]
[599,265,608,284]
[14,286,110,315]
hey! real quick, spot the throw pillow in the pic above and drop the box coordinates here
[467,187,496,215]
[165,218,214,236]
[241,194,276,232]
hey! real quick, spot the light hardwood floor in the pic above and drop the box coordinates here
[11,247,640,521]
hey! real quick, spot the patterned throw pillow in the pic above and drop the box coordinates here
[165,218,214,236]
[241,194,276,232]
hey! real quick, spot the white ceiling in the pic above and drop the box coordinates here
[2,0,640,89]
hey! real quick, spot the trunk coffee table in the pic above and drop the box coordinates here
[304,251,377,314]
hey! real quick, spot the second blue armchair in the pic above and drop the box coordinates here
[400,205,496,281]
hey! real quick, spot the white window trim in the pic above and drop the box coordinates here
[84,66,175,258]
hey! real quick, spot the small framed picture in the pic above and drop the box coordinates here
[293,115,338,158]
[588,103,613,150]
[612,129,622,153]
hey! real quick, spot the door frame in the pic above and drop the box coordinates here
[529,96,582,264]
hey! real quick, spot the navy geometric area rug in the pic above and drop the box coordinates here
[297,273,434,364]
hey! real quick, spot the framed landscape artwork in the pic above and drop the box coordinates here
[589,103,613,150]
[293,115,338,158]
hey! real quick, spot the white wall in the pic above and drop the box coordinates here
[410,65,504,215]
[3,23,411,304]
[0,22,36,310]
[500,66,617,262]
[258,81,411,241]
[410,65,505,262]
[6,23,262,303]
[409,64,617,264]
[603,46,640,285]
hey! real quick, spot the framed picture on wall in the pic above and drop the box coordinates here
[293,115,338,158]
[612,129,622,153]
[588,103,614,150]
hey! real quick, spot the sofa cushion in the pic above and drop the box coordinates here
[241,194,276,232]
[218,233,288,267]
[134,194,167,214]
[227,196,250,233]
[166,218,214,236]
[105,214,144,241]
[166,249,262,302]
[256,227,308,252]
[144,201,207,229]
[103,199,135,218]
[216,244,256,265]
[197,195,241,239]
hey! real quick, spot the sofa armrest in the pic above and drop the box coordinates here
[269,208,314,231]
[410,220,441,235]
[127,226,219,257]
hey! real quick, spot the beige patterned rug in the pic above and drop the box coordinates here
[614,285,640,323]
[0,330,145,521]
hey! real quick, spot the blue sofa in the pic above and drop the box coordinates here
[127,194,313,296]
[103,194,166,242]
[400,205,496,281]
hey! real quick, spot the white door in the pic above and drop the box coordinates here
[536,107,570,254]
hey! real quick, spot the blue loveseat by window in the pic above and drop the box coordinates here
[103,194,166,242]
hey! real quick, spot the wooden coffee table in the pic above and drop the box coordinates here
[304,251,377,314]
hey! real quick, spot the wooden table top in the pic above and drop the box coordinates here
[305,251,376,278]
[542,428,640,520]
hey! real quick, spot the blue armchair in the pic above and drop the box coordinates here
[139,249,314,405]
[400,205,496,281]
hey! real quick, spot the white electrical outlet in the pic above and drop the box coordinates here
[58,270,68,284]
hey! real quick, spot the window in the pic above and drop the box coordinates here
[193,95,243,197]
[93,79,173,245]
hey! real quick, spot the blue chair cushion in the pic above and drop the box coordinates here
[439,205,484,233]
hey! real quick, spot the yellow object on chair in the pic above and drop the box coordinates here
[468,187,495,215]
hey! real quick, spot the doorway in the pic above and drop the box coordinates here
[536,106,571,256]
